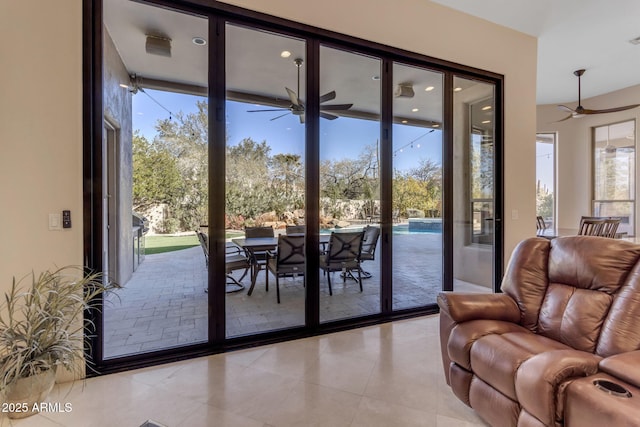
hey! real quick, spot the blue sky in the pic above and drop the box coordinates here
[133,89,443,173]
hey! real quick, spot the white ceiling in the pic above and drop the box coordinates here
[431,0,640,104]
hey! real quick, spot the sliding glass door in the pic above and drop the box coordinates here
[225,24,306,336]
[94,0,503,370]
[392,63,443,309]
[102,0,209,358]
[318,46,381,322]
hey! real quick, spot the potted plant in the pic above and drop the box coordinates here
[0,266,119,419]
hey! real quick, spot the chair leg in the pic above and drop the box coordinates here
[327,269,333,296]
[238,267,249,282]
[357,267,363,292]
[276,275,280,304]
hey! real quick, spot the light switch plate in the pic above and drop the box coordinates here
[49,213,62,231]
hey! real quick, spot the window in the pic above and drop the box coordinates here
[536,133,555,229]
[593,120,636,236]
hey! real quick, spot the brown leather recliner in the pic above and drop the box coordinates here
[438,236,640,427]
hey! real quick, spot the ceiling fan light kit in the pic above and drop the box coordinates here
[556,69,640,121]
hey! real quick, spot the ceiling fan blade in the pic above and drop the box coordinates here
[320,90,336,103]
[270,112,291,121]
[247,108,290,112]
[557,105,576,114]
[320,103,353,111]
[553,114,574,123]
[582,104,640,115]
[320,112,338,120]
[285,87,300,107]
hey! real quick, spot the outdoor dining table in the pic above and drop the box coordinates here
[232,234,331,295]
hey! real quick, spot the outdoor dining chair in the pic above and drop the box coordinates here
[266,234,305,303]
[319,231,364,296]
[358,225,380,279]
[195,230,250,292]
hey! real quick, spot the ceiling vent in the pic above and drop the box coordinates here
[394,83,415,98]
[145,35,172,57]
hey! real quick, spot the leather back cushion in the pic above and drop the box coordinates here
[504,236,640,354]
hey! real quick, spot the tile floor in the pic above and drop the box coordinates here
[6,315,489,427]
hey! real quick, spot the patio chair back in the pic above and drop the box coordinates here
[245,226,274,238]
[320,231,365,295]
[267,235,305,303]
[360,226,380,262]
[195,230,209,268]
[285,225,305,235]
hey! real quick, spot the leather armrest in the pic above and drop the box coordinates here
[599,350,640,388]
[516,349,601,426]
[437,292,520,323]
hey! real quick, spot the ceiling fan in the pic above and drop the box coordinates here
[556,69,640,122]
[247,58,353,123]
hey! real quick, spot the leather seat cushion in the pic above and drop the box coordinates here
[469,332,572,400]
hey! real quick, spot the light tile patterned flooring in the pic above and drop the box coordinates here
[103,233,489,358]
[8,315,489,427]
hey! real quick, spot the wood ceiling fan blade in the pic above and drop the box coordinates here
[285,87,300,106]
[553,114,574,123]
[320,90,336,103]
[557,105,576,113]
[320,112,338,120]
[583,104,640,114]
[320,103,353,111]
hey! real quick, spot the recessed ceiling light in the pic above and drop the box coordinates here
[433,124,440,128]
[482,120,491,124]
[372,75,380,81]
[629,36,640,45]
[412,108,419,112]
[192,37,207,46]
[482,105,492,111]
[401,120,408,124]
[425,86,434,91]
[281,50,291,58]
[454,87,462,92]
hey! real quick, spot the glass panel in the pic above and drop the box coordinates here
[536,133,555,229]
[392,63,443,309]
[452,77,495,293]
[225,24,306,336]
[102,2,209,358]
[319,46,381,323]
[593,120,636,236]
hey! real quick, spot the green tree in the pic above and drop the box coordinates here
[132,131,182,213]
[154,101,209,230]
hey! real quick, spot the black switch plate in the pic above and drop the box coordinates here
[62,210,71,228]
